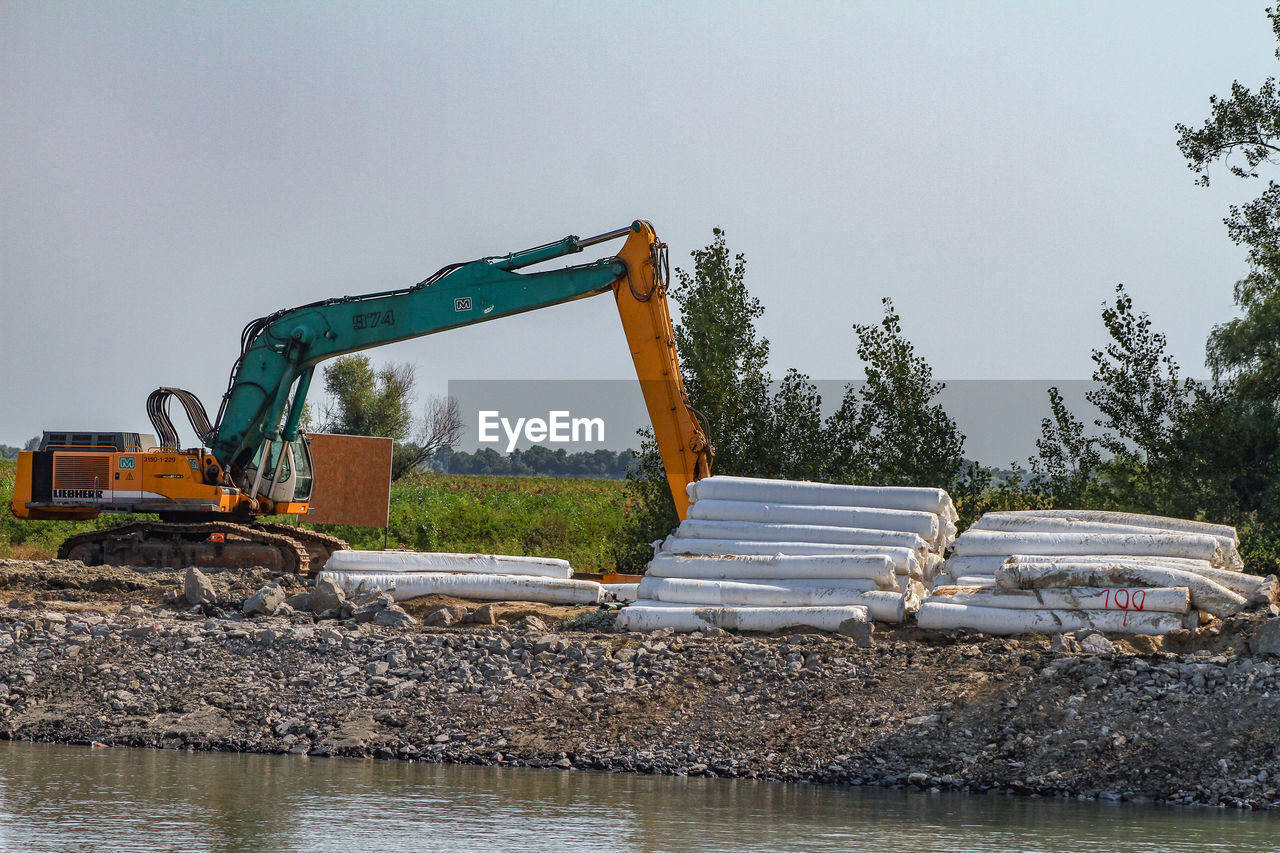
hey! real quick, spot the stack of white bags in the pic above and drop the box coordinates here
[318,551,604,605]
[617,476,958,633]
[920,509,1268,635]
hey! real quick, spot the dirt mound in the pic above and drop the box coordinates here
[0,559,296,610]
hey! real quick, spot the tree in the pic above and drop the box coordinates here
[1032,286,1269,514]
[404,395,463,476]
[1177,8,1280,397]
[319,354,462,480]
[1032,286,1193,512]
[760,369,828,482]
[1089,285,1199,512]
[1029,386,1103,507]
[827,299,980,496]
[670,227,776,478]
[1170,8,1280,569]
[320,355,414,440]
[1031,284,1280,569]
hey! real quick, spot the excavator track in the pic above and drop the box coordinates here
[58,521,312,577]
[250,523,350,576]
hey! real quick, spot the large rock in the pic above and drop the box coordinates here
[521,614,549,633]
[284,591,313,612]
[374,606,418,627]
[351,585,390,606]
[464,603,497,625]
[1249,576,1280,609]
[424,606,466,628]
[243,582,285,616]
[310,579,347,613]
[352,590,395,623]
[838,618,873,648]
[1076,630,1114,656]
[1250,618,1280,657]
[1050,633,1081,654]
[183,568,217,607]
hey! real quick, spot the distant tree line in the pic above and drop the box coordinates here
[434,447,636,479]
[0,437,39,460]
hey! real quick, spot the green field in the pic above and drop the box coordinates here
[312,472,631,573]
[0,460,633,573]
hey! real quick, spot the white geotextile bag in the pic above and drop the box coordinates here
[939,553,1250,583]
[928,584,1191,613]
[994,560,1246,618]
[972,514,1238,552]
[323,549,573,579]
[602,583,640,602]
[672,519,931,555]
[637,576,906,621]
[949,529,1228,567]
[1000,555,1263,598]
[939,574,998,588]
[658,538,922,577]
[646,553,898,588]
[1006,554,1214,571]
[987,509,1237,546]
[916,601,1189,635]
[617,601,871,633]
[937,555,1010,577]
[316,570,602,605]
[687,475,958,523]
[688,499,950,547]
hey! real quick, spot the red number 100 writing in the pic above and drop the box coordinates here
[1102,589,1147,611]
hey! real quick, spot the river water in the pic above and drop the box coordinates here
[0,741,1276,852]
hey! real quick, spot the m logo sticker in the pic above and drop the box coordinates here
[454,297,473,312]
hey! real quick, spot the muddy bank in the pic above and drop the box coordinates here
[1,559,1279,809]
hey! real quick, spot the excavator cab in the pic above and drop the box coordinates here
[242,435,314,507]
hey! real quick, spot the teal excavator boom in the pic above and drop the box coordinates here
[208,220,711,514]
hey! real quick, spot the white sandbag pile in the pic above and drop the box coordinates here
[617,476,959,632]
[921,510,1272,635]
[318,550,603,606]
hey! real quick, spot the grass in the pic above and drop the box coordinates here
[0,459,633,574]
[303,472,632,573]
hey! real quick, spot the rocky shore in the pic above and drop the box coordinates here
[2,558,1280,810]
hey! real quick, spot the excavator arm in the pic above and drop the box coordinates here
[209,220,711,518]
[609,223,712,518]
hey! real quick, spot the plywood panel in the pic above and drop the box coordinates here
[304,434,393,528]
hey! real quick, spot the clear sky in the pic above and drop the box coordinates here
[1,1,1274,448]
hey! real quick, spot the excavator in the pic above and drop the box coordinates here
[10,221,712,575]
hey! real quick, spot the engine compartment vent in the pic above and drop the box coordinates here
[53,454,112,491]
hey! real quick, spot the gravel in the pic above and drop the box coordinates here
[2,558,1279,810]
